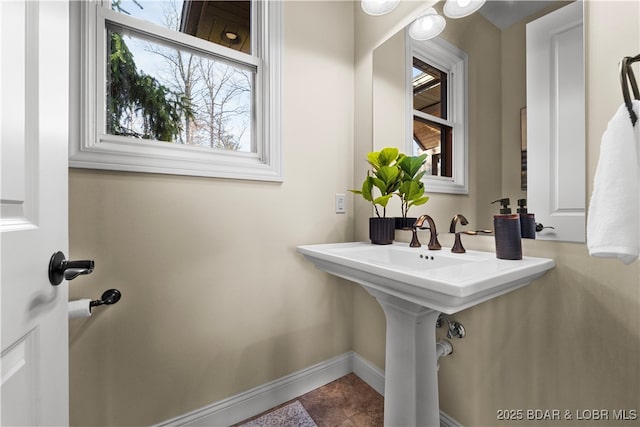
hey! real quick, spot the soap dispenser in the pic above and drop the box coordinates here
[491,198,522,260]
[517,198,536,239]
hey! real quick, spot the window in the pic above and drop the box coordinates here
[70,0,282,181]
[412,57,452,177]
[407,34,468,194]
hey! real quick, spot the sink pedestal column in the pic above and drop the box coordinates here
[367,288,442,427]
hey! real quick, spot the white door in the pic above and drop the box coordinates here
[526,1,585,242]
[1,1,70,425]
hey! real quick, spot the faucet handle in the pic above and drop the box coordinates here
[462,230,492,236]
[451,230,492,253]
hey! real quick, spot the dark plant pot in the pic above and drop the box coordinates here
[370,217,395,245]
[394,217,417,230]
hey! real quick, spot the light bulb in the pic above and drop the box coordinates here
[444,0,486,19]
[361,0,400,16]
[408,8,446,41]
[418,18,434,31]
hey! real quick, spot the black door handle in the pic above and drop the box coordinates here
[48,251,94,286]
[535,223,556,232]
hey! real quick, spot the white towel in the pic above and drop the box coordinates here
[587,100,640,264]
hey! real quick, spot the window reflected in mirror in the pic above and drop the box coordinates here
[413,117,452,177]
[412,57,452,178]
[413,57,446,118]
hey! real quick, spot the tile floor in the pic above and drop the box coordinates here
[236,373,384,427]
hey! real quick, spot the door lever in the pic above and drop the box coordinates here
[48,251,95,286]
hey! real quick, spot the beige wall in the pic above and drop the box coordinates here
[500,12,528,202]
[355,1,640,426]
[69,2,355,425]
[69,1,640,426]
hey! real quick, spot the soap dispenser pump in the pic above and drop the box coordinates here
[492,198,511,214]
[491,198,522,260]
[517,198,536,239]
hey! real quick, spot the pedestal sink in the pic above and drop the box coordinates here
[297,242,555,427]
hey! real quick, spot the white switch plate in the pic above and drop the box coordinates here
[335,194,346,214]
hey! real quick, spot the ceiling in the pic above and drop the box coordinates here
[180,1,251,54]
[478,0,558,30]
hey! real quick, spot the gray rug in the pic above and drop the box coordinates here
[238,401,317,427]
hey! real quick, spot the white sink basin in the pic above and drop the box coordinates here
[297,241,555,314]
[297,241,555,426]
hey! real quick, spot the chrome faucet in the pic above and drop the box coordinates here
[410,215,442,250]
[449,214,491,253]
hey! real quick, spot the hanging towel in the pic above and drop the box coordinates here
[587,100,640,264]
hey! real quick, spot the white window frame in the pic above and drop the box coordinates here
[69,0,283,182]
[406,32,468,194]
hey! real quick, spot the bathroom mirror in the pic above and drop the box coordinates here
[372,0,585,242]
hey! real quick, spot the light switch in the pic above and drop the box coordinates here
[335,194,346,214]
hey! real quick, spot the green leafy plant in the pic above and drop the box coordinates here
[397,154,429,218]
[351,147,403,218]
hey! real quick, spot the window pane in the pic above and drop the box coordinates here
[106,26,255,152]
[413,57,447,119]
[112,0,251,54]
[413,116,452,177]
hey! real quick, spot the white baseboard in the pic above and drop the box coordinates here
[440,411,463,427]
[155,351,462,427]
[351,352,385,396]
[154,352,353,427]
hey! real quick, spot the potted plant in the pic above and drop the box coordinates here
[395,153,429,229]
[351,147,403,244]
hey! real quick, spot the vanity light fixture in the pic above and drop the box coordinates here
[443,0,486,19]
[361,0,400,16]
[408,8,446,41]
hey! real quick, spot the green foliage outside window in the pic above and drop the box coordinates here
[107,31,193,142]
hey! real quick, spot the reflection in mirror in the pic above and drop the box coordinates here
[412,57,452,177]
[412,59,445,119]
[372,1,584,241]
[526,1,584,242]
[405,35,468,194]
